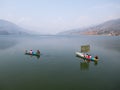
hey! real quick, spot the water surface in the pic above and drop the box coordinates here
[0,35,120,90]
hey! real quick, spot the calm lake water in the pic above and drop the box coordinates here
[0,35,120,90]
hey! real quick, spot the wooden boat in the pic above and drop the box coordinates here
[76,45,98,61]
[76,52,98,61]
[25,52,40,56]
[25,50,40,56]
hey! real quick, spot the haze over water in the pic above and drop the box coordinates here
[0,35,120,90]
[1,0,120,34]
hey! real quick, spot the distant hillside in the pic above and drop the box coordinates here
[58,28,85,35]
[0,19,28,35]
[58,18,120,36]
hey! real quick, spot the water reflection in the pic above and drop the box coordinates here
[94,61,98,65]
[0,39,17,50]
[25,54,40,59]
[76,55,98,71]
[80,60,98,71]
[80,61,89,71]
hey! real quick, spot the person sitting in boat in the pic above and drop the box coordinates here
[94,56,98,60]
[36,50,40,55]
[85,54,88,58]
[84,54,91,59]
[88,55,91,59]
[29,50,33,54]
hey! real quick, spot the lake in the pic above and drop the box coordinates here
[0,35,120,90]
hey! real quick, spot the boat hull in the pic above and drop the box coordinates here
[25,52,40,56]
[76,52,98,61]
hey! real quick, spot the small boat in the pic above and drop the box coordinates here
[76,52,98,61]
[25,52,40,56]
[25,50,40,56]
[76,45,98,61]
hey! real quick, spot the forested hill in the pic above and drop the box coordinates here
[58,18,120,36]
[0,19,27,35]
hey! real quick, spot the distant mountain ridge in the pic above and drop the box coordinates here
[58,18,120,36]
[0,19,28,35]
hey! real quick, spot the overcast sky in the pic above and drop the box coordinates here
[0,0,120,34]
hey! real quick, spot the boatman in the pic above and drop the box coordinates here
[36,50,40,55]
[29,50,33,54]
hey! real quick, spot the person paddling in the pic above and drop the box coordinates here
[95,56,98,59]
[36,50,40,55]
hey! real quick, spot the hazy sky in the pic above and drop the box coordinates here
[0,0,120,34]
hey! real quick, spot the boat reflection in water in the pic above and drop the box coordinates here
[80,61,89,71]
[76,55,98,71]
[80,60,98,71]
